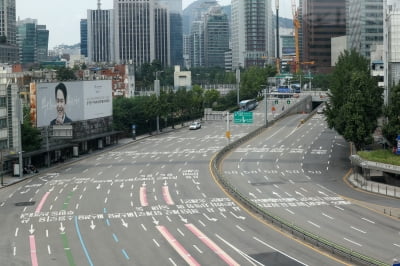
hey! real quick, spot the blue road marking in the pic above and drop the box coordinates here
[113,233,119,243]
[74,216,94,266]
[122,249,130,260]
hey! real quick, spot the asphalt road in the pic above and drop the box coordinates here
[222,112,400,264]
[0,100,350,266]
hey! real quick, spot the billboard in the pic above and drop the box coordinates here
[35,80,112,127]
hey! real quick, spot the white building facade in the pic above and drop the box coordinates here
[231,0,274,69]
[384,0,400,104]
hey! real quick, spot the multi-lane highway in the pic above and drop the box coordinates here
[222,111,400,264]
[0,98,396,265]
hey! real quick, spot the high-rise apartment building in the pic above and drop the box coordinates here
[231,0,274,68]
[87,1,114,63]
[0,0,18,63]
[301,0,346,73]
[204,6,229,67]
[80,19,88,57]
[347,0,384,59]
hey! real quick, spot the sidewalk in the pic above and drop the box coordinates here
[347,173,400,219]
[0,123,188,189]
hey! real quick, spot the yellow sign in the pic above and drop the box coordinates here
[225,131,231,139]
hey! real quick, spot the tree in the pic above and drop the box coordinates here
[21,107,42,152]
[325,50,383,150]
[56,67,77,81]
[204,89,220,108]
[240,65,276,101]
[383,83,400,146]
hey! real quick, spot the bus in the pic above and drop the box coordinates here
[239,99,258,111]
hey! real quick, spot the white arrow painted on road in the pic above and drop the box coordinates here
[120,183,124,189]
[90,220,96,230]
[203,213,218,222]
[230,212,245,220]
[179,215,187,223]
[152,217,159,225]
[121,219,128,228]
[29,224,35,234]
[96,184,101,190]
[249,192,256,198]
[72,185,78,192]
[192,179,200,185]
[20,188,30,194]
[318,191,328,197]
[59,223,65,233]
[272,192,282,198]
[163,181,168,186]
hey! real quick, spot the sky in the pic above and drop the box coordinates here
[16,0,293,49]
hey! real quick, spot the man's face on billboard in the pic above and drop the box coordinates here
[56,89,65,118]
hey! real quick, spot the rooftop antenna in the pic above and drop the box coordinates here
[97,0,101,10]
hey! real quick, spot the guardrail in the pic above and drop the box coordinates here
[210,111,389,266]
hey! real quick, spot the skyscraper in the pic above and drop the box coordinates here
[166,0,183,67]
[87,1,114,63]
[17,19,49,65]
[0,0,16,45]
[231,0,274,68]
[204,6,229,67]
[80,19,88,57]
[154,1,170,67]
[0,0,18,63]
[36,25,49,62]
[113,0,155,66]
[347,0,384,58]
[301,0,346,73]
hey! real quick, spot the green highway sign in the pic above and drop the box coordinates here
[234,111,253,124]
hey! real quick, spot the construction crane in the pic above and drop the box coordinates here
[292,0,301,73]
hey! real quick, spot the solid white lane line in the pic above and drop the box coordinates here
[344,238,362,247]
[361,217,375,224]
[351,226,366,234]
[308,221,320,228]
[253,237,308,266]
[322,213,334,220]
[286,209,295,215]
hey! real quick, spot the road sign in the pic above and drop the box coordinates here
[234,111,253,124]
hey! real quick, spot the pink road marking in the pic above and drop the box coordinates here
[156,226,200,266]
[185,224,239,266]
[162,186,174,205]
[139,187,148,207]
[29,235,39,266]
[35,192,50,213]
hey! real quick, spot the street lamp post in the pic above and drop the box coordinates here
[154,71,163,134]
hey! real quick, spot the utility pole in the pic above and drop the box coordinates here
[236,68,240,105]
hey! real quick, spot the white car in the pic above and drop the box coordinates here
[189,121,201,130]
